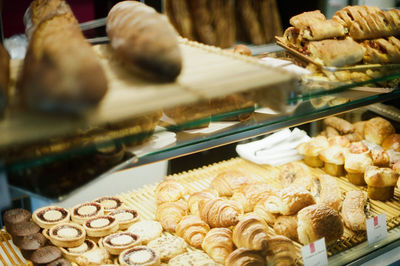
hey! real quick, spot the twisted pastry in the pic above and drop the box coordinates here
[232,213,269,251]
[155,179,186,205]
[201,228,233,264]
[155,200,187,232]
[176,215,210,249]
[209,170,254,196]
[224,248,265,266]
[199,198,243,228]
[188,189,219,216]
[231,182,274,212]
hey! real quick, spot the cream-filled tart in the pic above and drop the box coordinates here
[109,208,139,230]
[60,239,96,262]
[94,196,123,214]
[71,202,104,224]
[102,232,141,255]
[119,246,160,266]
[33,206,71,229]
[84,215,119,237]
[48,223,86,248]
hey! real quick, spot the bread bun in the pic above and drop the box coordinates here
[344,150,373,185]
[364,117,395,145]
[364,165,398,200]
[382,134,400,151]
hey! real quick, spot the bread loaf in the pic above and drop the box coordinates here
[0,44,9,116]
[106,1,182,81]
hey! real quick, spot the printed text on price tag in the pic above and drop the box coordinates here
[301,238,328,266]
[366,214,388,245]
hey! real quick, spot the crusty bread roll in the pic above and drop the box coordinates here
[106,1,182,81]
[382,134,400,152]
[297,136,329,167]
[364,165,398,200]
[0,44,10,116]
[273,215,298,242]
[364,117,395,145]
[341,190,368,231]
[297,204,344,245]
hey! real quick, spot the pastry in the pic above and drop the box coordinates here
[47,258,72,266]
[224,248,265,266]
[341,190,369,231]
[147,234,187,262]
[253,196,279,226]
[60,239,96,263]
[109,208,139,230]
[289,10,326,28]
[156,200,187,232]
[119,246,160,266]
[48,222,86,248]
[233,44,252,56]
[324,117,354,134]
[106,1,182,81]
[362,36,400,64]
[297,136,329,167]
[328,136,351,148]
[8,221,40,240]
[76,247,110,265]
[71,202,104,225]
[13,232,47,251]
[176,215,210,249]
[199,198,243,228]
[84,215,119,238]
[30,246,62,265]
[209,170,254,197]
[232,213,269,250]
[318,174,342,211]
[382,134,400,152]
[128,220,163,244]
[364,165,398,200]
[3,208,31,232]
[32,206,70,229]
[344,145,373,185]
[0,43,9,116]
[364,117,395,145]
[297,204,344,245]
[94,196,123,214]
[326,126,340,138]
[201,228,233,264]
[370,148,390,167]
[266,236,297,266]
[168,250,217,266]
[231,182,274,212]
[353,121,366,137]
[273,215,298,242]
[155,179,187,205]
[103,232,141,255]
[318,145,346,177]
[187,189,219,216]
[279,161,316,193]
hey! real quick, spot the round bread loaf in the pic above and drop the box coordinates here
[364,117,395,145]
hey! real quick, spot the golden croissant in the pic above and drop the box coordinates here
[155,199,187,232]
[201,228,233,264]
[231,182,274,212]
[266,236,297,266]
[176,215,210,249]
[224,248,265,266]
[188,189,219,216]
[232,213,269,250]
[253,195,278,226]
[155,179,186,205]
[199,198,243,228]
[209,170,253,196]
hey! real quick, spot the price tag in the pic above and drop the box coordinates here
[301,238,328,266]
[367,214,388,245]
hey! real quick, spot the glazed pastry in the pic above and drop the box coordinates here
[297,204,344,245]
[176,215,210,249]
[324,117,354,134]
[94,196,123,214]
[199,198,243,228]
[318,145,345,177]
[128,220,163,244]
[364,165,398,201]
[3,208,31,232]
[297,136,329,167]
[76,247,110,265]
[344,146,373,185]
[279,161,316,193]
[318,174,342,211]
[187,189,218,216]
[231,182,274,212]
[155,179,187,205]
[109,208,139,230]
[60,239,96,263]
[201,228,233,264]
[103,232,141,255]
[209,170,254,196]
[168,251,217,266]
[232,213,269,251]
[224,248,265,266]
[382,134,400,151]
[32,206,70,229]
[147,234,187,262]
[119,246,160,266]
[84,215,119,237]
[273,215,298,242]
[341,190,369,231]
[362,37,400,64]
[48,222,86,248]
[265,236,297,266]
[253,196,279,226]
[364,117,395,145]
[30,246,62,265]
[155,200,187,232]
[71,202,104,225]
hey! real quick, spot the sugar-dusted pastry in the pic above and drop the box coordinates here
[119,246,160,266]
[48,222,86,248]
[187,189,218,216]
[155,179,187,205]
[297,204,344,245]
[224,248,265,266]
[94,196,123,214]
[266,236,297,266]
[382,134,400,151]
[318,174,342,211]
[155,200,187,232]
[279,161,316,193]
[147,234,187,262]
[60,239,96,263]
[232,213,269,251]
[102,232,141,255]
[32,206,70,229]
[128,220,163,244]
[364,117,395,145]
[254,196,278,226]
[364,165,398,201]
[297,136,329,167]
[168,250,217,266]
[176,215,210,249]
[76,247,110,265]
[231,182,274,212]
[344,144,373,185]
[273,215,298,242]
[202,228,233,264]
[71,202,104,225]
[318,145,345,177]
[109,208,139,230]
[84,215,119,238]
[199,198,243,228]
[341,190,369,231]
[324,117,354,134]
[209,170,254,196]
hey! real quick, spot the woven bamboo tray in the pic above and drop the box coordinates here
[0,230,31,266]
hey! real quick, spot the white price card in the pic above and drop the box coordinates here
[367,214,388,245]
[301,238,328,266]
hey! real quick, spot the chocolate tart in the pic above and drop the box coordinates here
[109,209,139,230]
[94,196,123,214]
[30,246,62,265]
[60,239,96,262]
[102,232,141,255]
[8,221,40,240]
[119,246,160,266]
[48,223,86,248]
[33,206,71,229]
[3,208,31,232]
[84,215,118,237]
[47,258,72,266]
[13,232,47,250]
[71,202,104,224]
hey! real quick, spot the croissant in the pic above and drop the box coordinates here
[224,248,265,266]
[232,213,269,251]
[199,198,243,228]
[201,228,233,264]
[209,170,254,196]
[176,215,210,249]
[266,236,297,266]
[253,196,278,226]
[155,179,186,205]
[273,215,298,242]
[188,189,219,216]
[155,200,187,232]
[231,182,274,212]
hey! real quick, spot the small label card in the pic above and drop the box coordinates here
[301,238,328,266]
[367,214,388,245]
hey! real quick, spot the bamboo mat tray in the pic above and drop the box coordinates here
[0,230,31,266]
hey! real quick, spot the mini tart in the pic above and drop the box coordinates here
[48,223,86,248]
[103,232,141,255]
[60,239,96,262]
[33,206,71,229]
[71,202,104,224]
[94,196,123,214]
[109,208,139,230]
[84,215,119,237]
[119,246,160,266]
